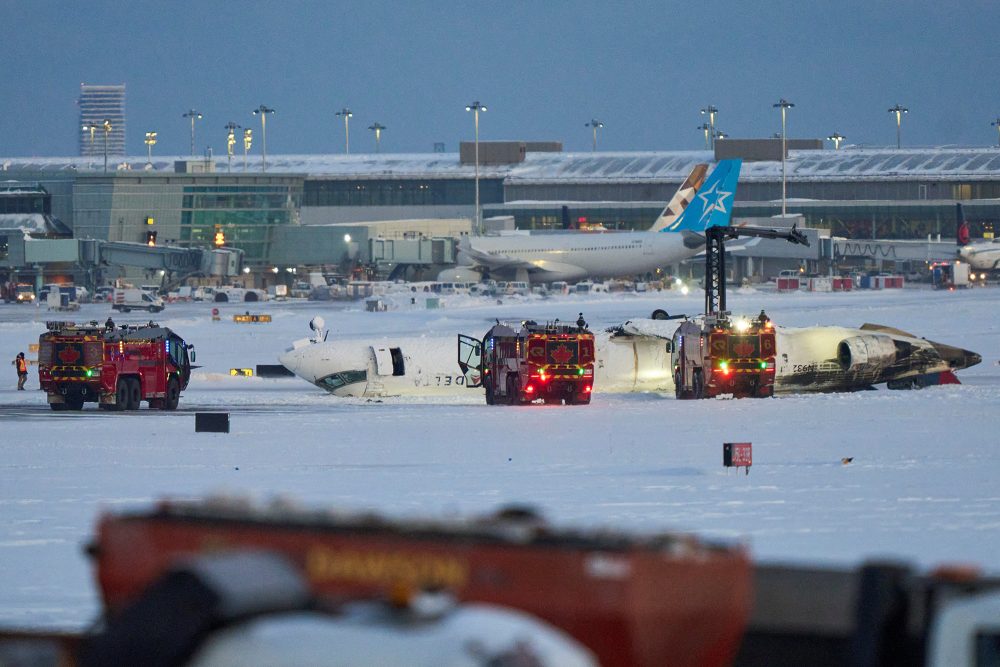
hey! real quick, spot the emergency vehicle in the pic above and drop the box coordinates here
[86,499,751,667]
[671,223,806,400]
[458,319,595,405]
[671,313,777,399]
[37,320,195,411]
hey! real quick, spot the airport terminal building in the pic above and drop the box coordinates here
[2,139,999,284]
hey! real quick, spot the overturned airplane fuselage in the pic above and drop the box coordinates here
[279,318,980,399]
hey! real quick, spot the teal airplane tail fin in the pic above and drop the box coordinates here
[661,159,742,232]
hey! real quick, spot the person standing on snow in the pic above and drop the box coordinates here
[13,352,28,390]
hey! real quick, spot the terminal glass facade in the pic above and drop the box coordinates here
[0,183,49,215]
[70,176,301,266]
[181,184,297,263]
[483,204,656,231]
[304,178,503,207]
[485,201,1000,240]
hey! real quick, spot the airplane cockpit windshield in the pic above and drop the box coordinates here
[317,370,367,392]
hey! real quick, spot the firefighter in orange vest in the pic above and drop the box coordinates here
[14,352,28,390]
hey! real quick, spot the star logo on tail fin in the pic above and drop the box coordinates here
[697,179,733,224]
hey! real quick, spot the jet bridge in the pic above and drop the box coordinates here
[80,240,243,277]
[7,237,243,278]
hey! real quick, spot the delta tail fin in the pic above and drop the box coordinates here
[648,163,708,232]
[956,203,970,246]
[661,159,742,233]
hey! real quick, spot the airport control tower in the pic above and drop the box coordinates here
[79,83,126,157]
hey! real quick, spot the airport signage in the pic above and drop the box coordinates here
[233,313,272,323]
[723,442,753,473]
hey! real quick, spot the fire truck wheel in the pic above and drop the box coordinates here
[164,378,180,410]
[49,402,68,411]
[115,380,129,411]
[66,396,84,411]
[506,375,521,405]
[692,370,704,399]
[484,377,495,405]
[675,371,693,399]
[126,379,142,410]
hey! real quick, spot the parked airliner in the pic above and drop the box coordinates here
[956,203,1000,272]
[455,160,740,284]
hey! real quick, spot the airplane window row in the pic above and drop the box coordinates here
[493,246,637,254]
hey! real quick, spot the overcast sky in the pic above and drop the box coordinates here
[3,0,999,158]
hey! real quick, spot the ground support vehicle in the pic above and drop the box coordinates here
[458,319,596,405]
[3,502,1000,667]
[930,261,971,289]
[672,314,778,399]
[111,288,164,313]
[5,282,36,303]
[37,320,194,411]
[87,499,751,667]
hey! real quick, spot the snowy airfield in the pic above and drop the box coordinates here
[1,285,999,629]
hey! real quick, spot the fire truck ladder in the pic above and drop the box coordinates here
[704,224,810,315]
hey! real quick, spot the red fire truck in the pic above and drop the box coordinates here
[669,223,806,400]
[38,321,195,411]
[671,313,777,399]
[458,320,595,405]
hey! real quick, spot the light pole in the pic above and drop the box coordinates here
[585,119,604,152]
[714,130,728,142]
[224,122,239,173]
[252,105,274,172]
[101,119,112,173]
[773,98,794,217]
[336,108,353,154]
[465,101,486,234]
[144,131,157,167]
[697,123,712,149]
[83,122,98,168]
[182,109,202,156]
[243,128,252,171]
[827,132,845,150]
[992,118,1000,148]
[888,104,908,149]
[700,105,718,149]
[368,122,386,153]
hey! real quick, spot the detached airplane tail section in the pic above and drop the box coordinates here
[661,159,742,233]
[648,163,708,232]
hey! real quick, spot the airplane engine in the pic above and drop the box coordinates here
[837,335,897,372]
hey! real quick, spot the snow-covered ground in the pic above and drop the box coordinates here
[1,285,999,629]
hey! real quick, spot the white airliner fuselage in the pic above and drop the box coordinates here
[458,232,702,283]
[279,318,980,399]
[279,326,674,398]
[958,240,1000,271]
